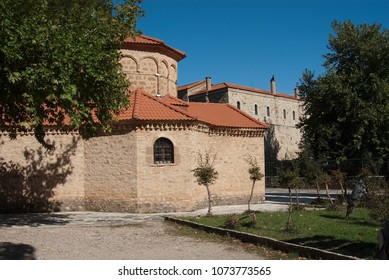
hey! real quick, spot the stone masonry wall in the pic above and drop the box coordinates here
[120,49,178,97]
[134,125,265,213]
[83,129,138,212]
[228,89,302,160]
[0,132,85,212]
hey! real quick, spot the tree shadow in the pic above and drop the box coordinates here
[0,242,36,260]
[0,213,71,227]
[286,234,376,259]
[318,213,379,227]
[0,137,78,213]
[264,124,280,176]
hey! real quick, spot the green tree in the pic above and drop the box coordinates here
[298,20,389,172]
[278,162,301,231]
[192,151,218,216]
[245,155,264,212]
[0,0,144,147]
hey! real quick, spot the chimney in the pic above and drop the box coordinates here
[294,88,300,99]
[205,76,212,92]
[205,76,211,103]
[270,75,276,95]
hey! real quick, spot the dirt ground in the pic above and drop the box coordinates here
[0,221,264,260]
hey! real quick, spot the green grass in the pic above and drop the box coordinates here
[184,208,381,259]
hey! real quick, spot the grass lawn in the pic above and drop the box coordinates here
[184,208,381,259]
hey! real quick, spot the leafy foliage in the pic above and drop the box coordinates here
[298,20,389,172]
[192,150,218,216]
[0,0,144,146]
[245,155,264,211]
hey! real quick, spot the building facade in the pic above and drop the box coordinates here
[0,35,268,213]
[178,77,304,174]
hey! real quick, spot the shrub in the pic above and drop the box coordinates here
[224,214,241,229]
[362,177,389,225]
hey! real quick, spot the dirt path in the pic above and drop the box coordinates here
[0,221,264,260]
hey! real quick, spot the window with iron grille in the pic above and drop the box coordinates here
[154,137,174,164]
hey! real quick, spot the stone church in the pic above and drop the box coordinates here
[0,35,268,213]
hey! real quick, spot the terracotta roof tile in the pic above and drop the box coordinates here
[123,35,186,61]
[117,90,195,121]
[186,102,268,129]
[118,91,267,129]
[184,81,298,100]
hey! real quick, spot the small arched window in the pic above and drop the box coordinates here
[266,106,270,117]
[283,109,287,119]
[293,111,296,120]
[237,101,241,109]
[254,104,258,115]
[154,137,174,164]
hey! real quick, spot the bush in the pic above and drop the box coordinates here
[224,214,241,229]
[362,177,389,225]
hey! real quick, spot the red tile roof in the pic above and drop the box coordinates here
[114,91,267,129]
[186,102,269,129]
[6,90,267,130]
[123,35,186,62]
[118,90,195,121]
[180,80,299,100]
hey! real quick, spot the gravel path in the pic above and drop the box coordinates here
[0,221,264,260]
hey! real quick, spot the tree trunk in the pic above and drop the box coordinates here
[325,182,334,204]
[315,179,321,199]
[339,180,346,198]
[287,186,293,226]
[206,185,212,216]
[248,180,256,212]
[294,187,300,208]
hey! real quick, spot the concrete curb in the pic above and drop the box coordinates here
[165,216,360,260]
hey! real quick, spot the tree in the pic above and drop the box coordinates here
[278,162,301,231]
[298,20,389,172]
[245,155,264,212]
[192,151,218,216]
[0,0,144,147]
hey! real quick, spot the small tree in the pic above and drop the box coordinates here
[278,164,301,231]
[192,151,218,216]
[245,155,264,212]
[330,168,347,198]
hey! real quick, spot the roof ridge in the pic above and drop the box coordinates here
[177,80,205,90]
[132,89,142,119]
[225,104,269,128]
[139,91,197,120]
[137,34,164,44]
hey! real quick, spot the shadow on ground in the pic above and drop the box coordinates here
[0,213,71,227]
[0,242,36,260]
[286,235,376,259]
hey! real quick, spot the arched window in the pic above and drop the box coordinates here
[237,101,241,109]
[266,106,270,117]
[254,104,258,115]
[293,111,296,120]
[283,109,287,119]
[154,137,174,164]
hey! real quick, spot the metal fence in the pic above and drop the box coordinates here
[265,157,389,177]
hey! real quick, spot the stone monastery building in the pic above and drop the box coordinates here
[178,76,304,170]
[0,35,269,213]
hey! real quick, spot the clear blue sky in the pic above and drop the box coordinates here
[118,0,389,94]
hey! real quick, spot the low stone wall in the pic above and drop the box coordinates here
[165,217,359,260]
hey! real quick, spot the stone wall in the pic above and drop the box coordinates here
[0,131,85,213]
[134,124,265,213]
[0,123,265,213]
[83,127,138,212]
[228,89,302,160]
[120,49,178,97]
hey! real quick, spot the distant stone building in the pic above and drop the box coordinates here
[178,76,304,174]
[0,35,268,213]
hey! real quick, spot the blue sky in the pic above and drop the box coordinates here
[120,0,389,94]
